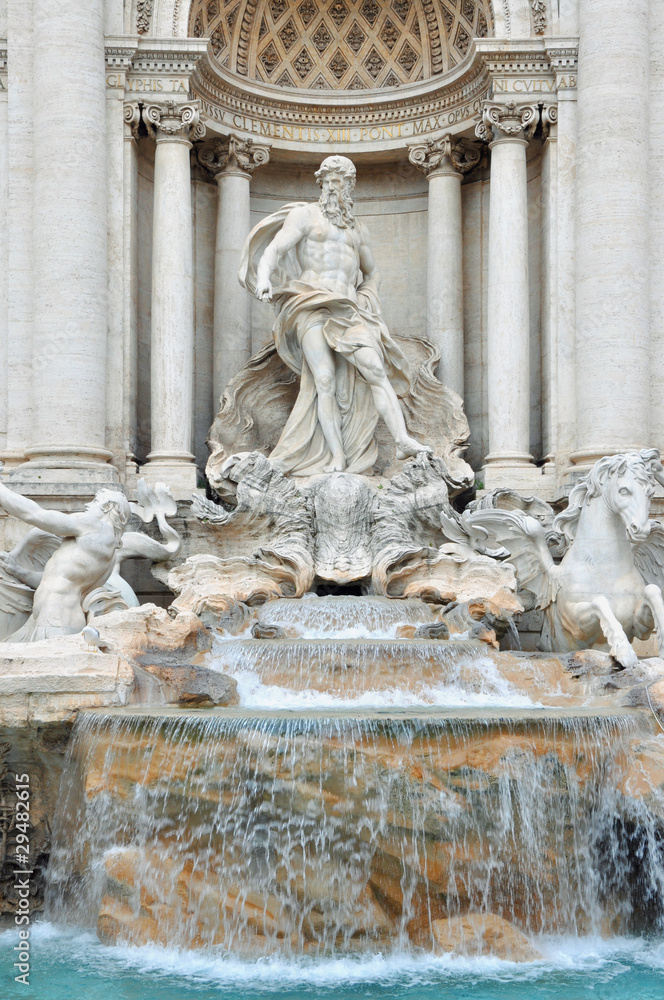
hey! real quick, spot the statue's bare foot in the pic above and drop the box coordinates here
[396,437,433,461]
[324,454,347,473]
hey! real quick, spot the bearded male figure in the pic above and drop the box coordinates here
[239,155,430,476]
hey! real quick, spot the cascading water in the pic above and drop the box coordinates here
[46,708,664,956]
[211,597,591,709]
[211,638,534,708]
[255,596,441,637]
[22,592,664,1000]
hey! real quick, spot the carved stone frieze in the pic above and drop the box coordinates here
[475,100,539,144]
[197,134,271,178]
[530,0,547,35]
[136,0,153,35]
[105,46,137,72]
[408,133,481,177]
[143,101,207,142]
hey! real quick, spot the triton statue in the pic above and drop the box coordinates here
[0,476,181,642]
[239,154,430,477]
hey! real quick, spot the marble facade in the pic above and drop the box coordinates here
[1,0,663,599]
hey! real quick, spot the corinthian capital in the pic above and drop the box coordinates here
[475,101,539,144]
[143,101,206,142]
[408,134,481,178]
[197,134,271,178]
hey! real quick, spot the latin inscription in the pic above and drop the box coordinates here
[106,75,190,92]
[493,76,575,93]
[199,94,488,144]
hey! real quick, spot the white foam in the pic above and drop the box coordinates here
[5,924,664,989]
[226,652,541,710]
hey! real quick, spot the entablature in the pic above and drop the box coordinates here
[105,34,577,155]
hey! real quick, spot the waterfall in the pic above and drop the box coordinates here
[256,596,440,636]
[46,708,664,955]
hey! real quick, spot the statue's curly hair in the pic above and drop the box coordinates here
[314,155,356,189]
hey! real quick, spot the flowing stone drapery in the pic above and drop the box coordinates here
[198,135,270,408]
[408,135,480,398]
[476,101,539,489]
[571,0,650,474]
[18,0,115,484]
[143,101,205,496]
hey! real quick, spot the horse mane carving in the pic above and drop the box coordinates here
[553,453,656,544]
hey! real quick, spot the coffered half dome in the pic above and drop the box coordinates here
[188,0,493,91]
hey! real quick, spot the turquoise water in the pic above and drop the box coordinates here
[2,924,664,1000]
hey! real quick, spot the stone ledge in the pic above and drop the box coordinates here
[0,635,134,725]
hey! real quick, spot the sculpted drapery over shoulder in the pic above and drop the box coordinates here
[239,155,430,477]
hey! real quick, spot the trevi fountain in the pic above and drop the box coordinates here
[2,1,664,998]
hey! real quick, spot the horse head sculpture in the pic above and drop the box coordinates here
[459,451,664,667]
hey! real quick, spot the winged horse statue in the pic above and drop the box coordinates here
[450,450,664,668]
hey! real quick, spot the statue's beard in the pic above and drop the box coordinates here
[319,188,355,228]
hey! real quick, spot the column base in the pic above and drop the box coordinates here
[480,459,556,499]
[567,445,646,481]
[9,445,119,490]
[142,452,199,498]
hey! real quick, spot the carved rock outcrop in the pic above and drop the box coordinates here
[169,452,517,618]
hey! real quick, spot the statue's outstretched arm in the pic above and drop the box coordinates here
[117,528,180,563]
[0,480,81,537]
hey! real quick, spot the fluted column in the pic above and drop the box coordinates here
[17,0,114,484]
[408,135,480,397]
[571,0,650,474]
[143,101,205,496]
[476,101,539,488]
[199,135,270,407]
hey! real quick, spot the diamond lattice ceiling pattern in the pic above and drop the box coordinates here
[189,0,492,90]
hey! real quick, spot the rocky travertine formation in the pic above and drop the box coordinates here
[431,913,543,962]
[167,453,517,619]
[47,710,664,955]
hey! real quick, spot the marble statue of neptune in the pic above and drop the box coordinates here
[239,155,430,476]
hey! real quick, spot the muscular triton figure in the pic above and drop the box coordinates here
[0,476,181,641]
[239,155,430,477]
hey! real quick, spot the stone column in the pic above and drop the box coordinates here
[571,0,649,474]
[651,0,664,457]
[546,49,579,487]
[122,103,140,483]
[539,106,558,467]
[476,101,539,489]
[143,101,205,496]
[4,0,33,470]
[198,135,270,408]
[408,135,480,397]
[19,0,115,484]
